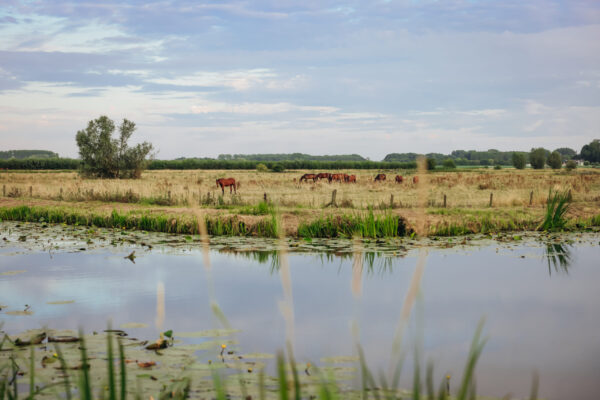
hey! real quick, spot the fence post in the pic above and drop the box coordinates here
[324,189,338,208]
[390,194,394,208]
[443,194,447,208]
[264,192,268,202]
[529,191,533,206]
[489,192,493,207]
[60,187,63,199]
[2,184,5,197]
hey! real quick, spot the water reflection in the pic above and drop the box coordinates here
[544,241,572,276]
[217,247,397,276]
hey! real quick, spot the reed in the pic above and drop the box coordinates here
[297,209,409,238]
[539,190,571,231]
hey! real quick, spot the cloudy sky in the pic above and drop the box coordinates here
[1,0,599,160]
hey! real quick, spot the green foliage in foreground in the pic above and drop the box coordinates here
[0,320,521,400]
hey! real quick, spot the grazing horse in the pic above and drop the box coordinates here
[413,176,419,184]
[316,172,331,181]
[299,173,317,183]
[395,175,403,184]
[216,178,237,194]
[328,173,344,183]
[374,173,386,182]
[346,174,356,183]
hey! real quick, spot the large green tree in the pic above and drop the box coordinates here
[76,116,154,178]
[529,148,548,169]
[580,139,600,163]
[512,152,526,169]
[547,151,562,169]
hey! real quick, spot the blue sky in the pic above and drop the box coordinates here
[0,0,599,160]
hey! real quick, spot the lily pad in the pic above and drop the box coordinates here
[320,356,359,364]
[120,322,149,329]
[5,310,34,316]
[0,270,27,276]
[47,300,75,305]
[176,329,240,338]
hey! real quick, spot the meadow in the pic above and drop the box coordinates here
[0,168,599,237]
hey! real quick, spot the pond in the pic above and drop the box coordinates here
[1,222,599,400]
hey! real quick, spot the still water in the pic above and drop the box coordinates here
[1,223,599,399]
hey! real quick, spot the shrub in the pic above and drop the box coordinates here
[442,159,456,169]
[494,165,502,170]
[256,163,268,172]
[270,163,285,172]
[426,158,436,170]
[76,116,154,179]
[529,148,547,169]
[512,152,526,169]
[547,151,562,169]
[565,160,577,171]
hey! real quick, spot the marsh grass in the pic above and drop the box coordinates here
[298,209,409,238]
[539,190,571,231]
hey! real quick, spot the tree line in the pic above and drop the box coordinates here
[0,150,59,160]
[216,153,367,162]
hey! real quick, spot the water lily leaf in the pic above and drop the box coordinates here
[120,322,148,329]
[5,310,34,316]
[46,300,75,305]
[0,270,26,276]
[176,329,240,338]
[243,353,275,359]
[320,355,360,364]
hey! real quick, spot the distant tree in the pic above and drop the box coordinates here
[76,116,154,178]
[512,152,526,169]
[565,160,577,171]
[270,163,285,172]
[529,148,548,169]
[442,159,456,169]
[580,139,600,163]
[554,147,576,160]
[547,151,562,169]
[426,158,436,170]
[256,163,268,172]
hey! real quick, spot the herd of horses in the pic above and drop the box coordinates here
[301,172,418,184]
[216,173,418,194]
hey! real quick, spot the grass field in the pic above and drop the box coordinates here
[1,168,599,237]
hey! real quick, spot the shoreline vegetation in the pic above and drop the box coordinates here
[1,169,599,238]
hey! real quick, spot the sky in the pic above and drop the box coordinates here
[0,0,599,160]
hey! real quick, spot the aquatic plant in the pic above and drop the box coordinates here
[298,209,409,238]
[539,190,571,231]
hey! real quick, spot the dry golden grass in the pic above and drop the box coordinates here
[1,168,599,211]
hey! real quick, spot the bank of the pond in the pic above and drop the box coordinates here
[1,202,599,238]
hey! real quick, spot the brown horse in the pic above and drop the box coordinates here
[299,173,317,183]
[395,175,403,184]
[316,172,331,181]
[374,173,386,182]
[346,174,356,183]
[413,176,419,184]
[216,178,237,194]
[328,173,344,183]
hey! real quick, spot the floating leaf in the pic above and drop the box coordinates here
[176,329,240,338]
[0,270,26,276]
[46,300,75,305]
[120,322,148,329]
